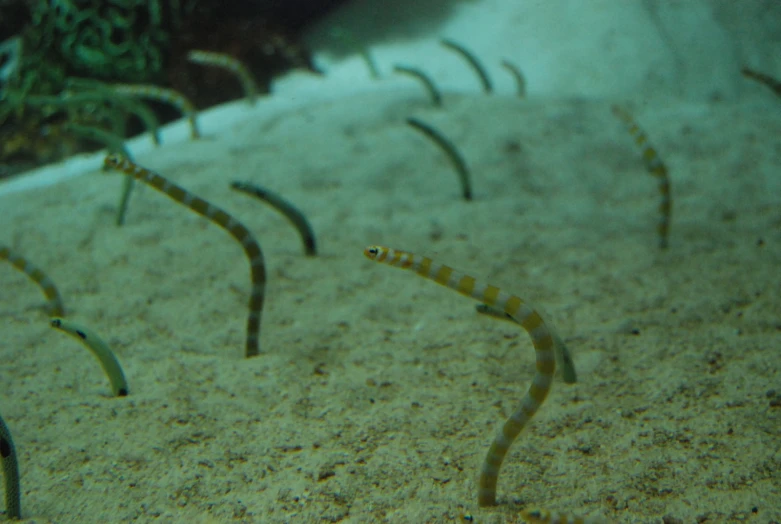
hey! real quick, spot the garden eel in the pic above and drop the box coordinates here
[611,105,671,249]
[741,67,781,98]
[0,245,64,316]
[500,59,527,98]
[50,318,129,397]
[230,181,317,256]
[103,154,267,358]
[475,304,576,384]
[393,65,443,106]
[440,39,493,94]
[363,245,556,506]
[406,117,473,201]
[188,50,259,105]
[0,410,20,519]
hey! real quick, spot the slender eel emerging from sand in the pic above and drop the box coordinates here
[363,246,555,506]
[0,245,64,316]
[741,67,781,98]
[0,411,20,520]
[500,59,527,98]
[406,117,473,201]
[103,154,267,358]
[475,304,576,384]
[231,181,317,256]
[521,508,603,524]
[393,65,443,107]
[440,39,493,94]
[111,83,200,139]
[188,50,259,105]
[50,318,129,397]
[611,105,671,249]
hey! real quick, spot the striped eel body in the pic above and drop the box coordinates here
[363,246,556,506]
[474,303,577,385]
[230,181,317,256]
[611,105,671,249]
[104,154,267,358]
[1,245,64,316]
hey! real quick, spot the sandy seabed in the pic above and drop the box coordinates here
[1,89,779,523]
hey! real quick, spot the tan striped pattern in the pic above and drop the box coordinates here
[188,50,258,105]
[104,154,266,358]
[363,246,556,506]
[1,245,64,316]
[611,105,671,249]
[112,84,200,139]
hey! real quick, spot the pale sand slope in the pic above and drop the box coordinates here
[1,89,780,523]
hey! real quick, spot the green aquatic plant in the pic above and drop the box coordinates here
[111,83,200,139]
[64,77,162,145]
[28,0,170,84]
[0,37,21,87]
[0,0,176,175]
